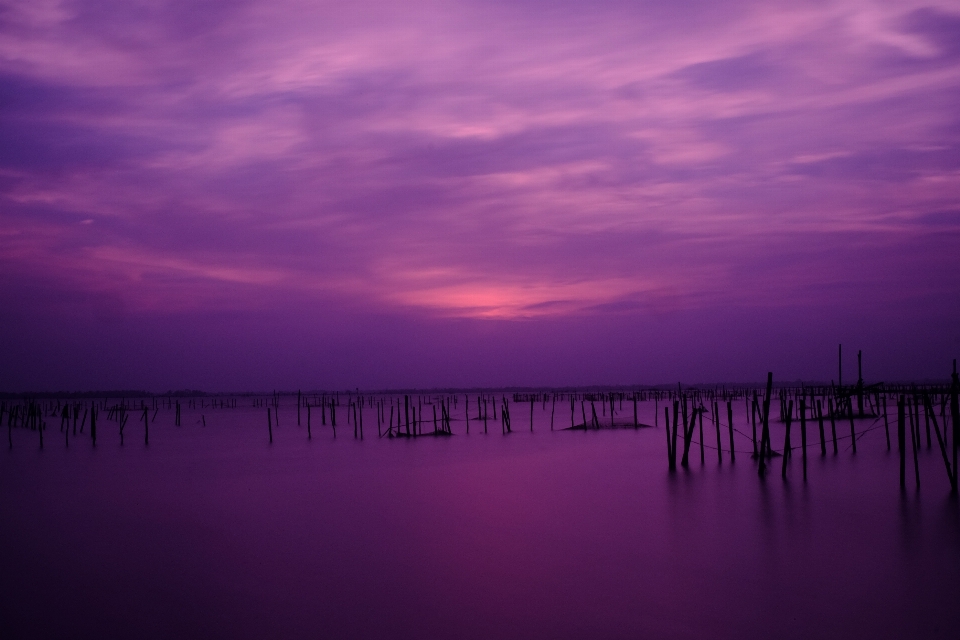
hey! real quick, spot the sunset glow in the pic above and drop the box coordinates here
[1,0,958,389]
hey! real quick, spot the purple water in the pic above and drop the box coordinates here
[2,398,958,639]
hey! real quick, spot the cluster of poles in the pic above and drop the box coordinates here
[662,360,960,495]
[1,395,192,449]
[3,356,958,495]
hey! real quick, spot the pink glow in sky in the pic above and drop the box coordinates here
[1,1,959,390]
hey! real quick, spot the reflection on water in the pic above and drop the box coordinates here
[1,401,958,639]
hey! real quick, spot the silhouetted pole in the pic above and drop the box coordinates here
[857,350,864,417]
[713,401,722,463]
[800,397,807,481]
[680,401,694,468]
[781,400,793,479]
[142,406,149,446]
[828,398,838,454]
[671,401,679,470]
[665,406,674,470]
[898,396,906,489]
[882,396,890,450]
[727,400,735,462]
[951,359,959,488]
[817,398,826,456]
[838,344,842,388]
[925,392,956,492]
[848,401,857,454]
[910,395,920,489]
[758,373,773,477]
[698,405,705,464]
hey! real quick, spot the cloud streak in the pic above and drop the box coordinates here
[1,0,958,387]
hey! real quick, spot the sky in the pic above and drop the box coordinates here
[1,0,959,392]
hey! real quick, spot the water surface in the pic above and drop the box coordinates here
[2,399,958,639]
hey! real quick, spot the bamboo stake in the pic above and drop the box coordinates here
[713,401,722,463]
[910,396,920,489]
[665,406,674,470]
[782,400,793,479]
[848,400,857,454]
[800,397,807,481]
[727,400,735,462]
[829,398,838,454]
[758,373,773,477]
[925,393,956,492]
[882,395,890,451]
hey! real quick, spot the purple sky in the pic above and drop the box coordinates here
[1,1,959,391]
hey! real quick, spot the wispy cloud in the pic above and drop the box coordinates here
[1,0,958,325]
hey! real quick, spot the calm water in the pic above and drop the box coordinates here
[2,398,959,639]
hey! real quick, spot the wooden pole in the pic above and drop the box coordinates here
[758,373,773,477]
[838,343,842,388]
[848,400,857,454]
[925,393,956,493]
[816,398,826,456]
[671,401,679,470]
[882,395,890,451]
[828,398,838,454]
[714,401,722,463]
[331,400,337,438]
[699,404,705,464]
[681,407,698,468]
[951,359,959,488]
[910,396,920,489]
[782,400,794,479]
[727,400,735,462]
[800,397,807,481]
[483,397,488,434]
[665,405,674,470]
